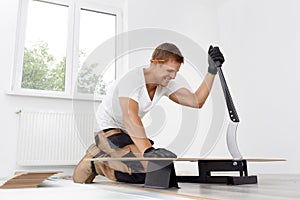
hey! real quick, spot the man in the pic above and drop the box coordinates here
[73,43,225,184]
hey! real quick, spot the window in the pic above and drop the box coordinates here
[77,8,116,95]
[22,1,68,92]
[12,0,121,99]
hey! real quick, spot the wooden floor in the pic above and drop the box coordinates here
[175,174,300,199]
[0,174,299,200]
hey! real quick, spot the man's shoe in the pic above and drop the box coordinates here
[73,152,97,184]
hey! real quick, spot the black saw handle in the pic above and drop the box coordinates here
[216,61,240,122]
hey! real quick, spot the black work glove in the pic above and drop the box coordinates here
[208,45,225,75]
[122,152,145,173]
[143,147,177,158]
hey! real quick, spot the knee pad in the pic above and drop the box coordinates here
[114,171,146,184]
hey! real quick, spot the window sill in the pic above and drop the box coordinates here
[6,89,103,102]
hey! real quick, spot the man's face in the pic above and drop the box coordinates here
[156,60,181,87]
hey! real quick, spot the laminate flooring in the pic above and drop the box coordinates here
[0,174,299,200]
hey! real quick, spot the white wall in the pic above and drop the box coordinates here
[127,0,220,53]
[1,0,299,179]
[217,0,300,173]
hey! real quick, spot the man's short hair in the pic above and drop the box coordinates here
[151,43,184,64]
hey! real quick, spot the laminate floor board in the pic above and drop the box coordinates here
[0,174,299,200]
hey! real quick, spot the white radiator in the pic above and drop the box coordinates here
[16,111,95,166]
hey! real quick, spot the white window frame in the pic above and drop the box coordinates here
[9,0,123,100]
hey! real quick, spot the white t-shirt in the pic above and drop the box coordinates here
[94,66,184,132]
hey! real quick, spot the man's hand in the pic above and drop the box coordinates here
[208,45,225,75]
[122,152,145,173]
[144,147,177,158]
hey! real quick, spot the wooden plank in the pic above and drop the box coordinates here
[87,157,286,162]
[0,171,62,189]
